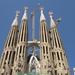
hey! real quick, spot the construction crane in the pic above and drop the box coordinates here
[31,3,40,52]
[31,3,40,41]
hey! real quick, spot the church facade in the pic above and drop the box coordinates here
[0,6,71,75]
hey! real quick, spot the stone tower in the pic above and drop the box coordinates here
[12,7,28,75]
[40,8,54,74]
[49,12,71,75]
[0,11,20,75]
[0,6,71,75]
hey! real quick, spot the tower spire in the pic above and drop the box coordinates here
[13,6,28,74]
[40,7,46,22]
[40,7,54,74]
[49,12,71,75]
[22,6,28,20]
[49,12,56,28]
[12,10,20,26]
[49,11,63,49]
[0,10,19,75]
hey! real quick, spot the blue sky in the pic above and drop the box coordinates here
[0,0,75,75]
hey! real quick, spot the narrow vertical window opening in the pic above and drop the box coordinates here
[57,52,60,60]
[8,51,12,64]
[60,52,63,61]
[53,29,57,47]
[55,70,57,75]
[52,52,54,60]
[12,51,15,64]
[5,51,8,60]
[46,46,48,54]
[20,45,22,54]
[43,46,45,54]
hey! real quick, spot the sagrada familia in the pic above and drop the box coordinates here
[0,5,71,75]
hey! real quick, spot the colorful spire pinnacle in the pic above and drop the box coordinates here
[22,6,28,20]
[40,7,46,22]
[49,12,56,28]
[12,10,20,26]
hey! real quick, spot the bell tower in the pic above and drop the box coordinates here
[0,10,20,75]
[12,7,28,74]
[49,12,71,75]
[40,7,54,74]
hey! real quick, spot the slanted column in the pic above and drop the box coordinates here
[49,12,71,75]
[40,7,54,74]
